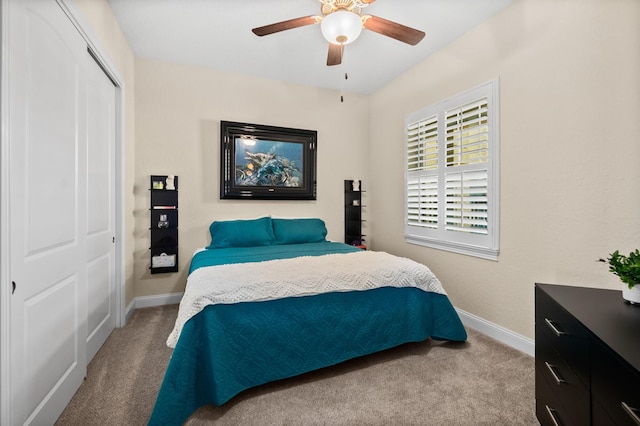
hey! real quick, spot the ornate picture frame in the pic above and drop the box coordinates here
[220,121,317,200]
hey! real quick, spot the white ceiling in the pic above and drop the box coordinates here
[107,0,513,95]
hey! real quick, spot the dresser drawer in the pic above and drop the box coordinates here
[536,367,570,426]
[591,337,640,425]
[535,286,590,387]
[535,328,589,425]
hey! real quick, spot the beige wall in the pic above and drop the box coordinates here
[70,0,137,306]
[79,0,640,339]
[133,58,370,297]
[368,0,640,339]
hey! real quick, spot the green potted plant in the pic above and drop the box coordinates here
[600,249,640,304]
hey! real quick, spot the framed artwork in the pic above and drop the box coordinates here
[220,121,317,200]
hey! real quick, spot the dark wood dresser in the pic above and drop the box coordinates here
[535,283,640,425]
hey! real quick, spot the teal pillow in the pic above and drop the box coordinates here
[207,217,275,248]
[272,218,327,245]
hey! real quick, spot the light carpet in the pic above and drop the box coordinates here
[56,304,537,425]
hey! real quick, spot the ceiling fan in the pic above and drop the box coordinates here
[252,0,425,66]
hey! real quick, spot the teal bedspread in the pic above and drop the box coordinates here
[149,243,467,425]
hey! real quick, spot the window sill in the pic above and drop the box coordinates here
[405,234,498,261]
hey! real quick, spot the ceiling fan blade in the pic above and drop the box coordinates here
[363,15,425,46]
[327,43,343,66]
[252,16,318,36]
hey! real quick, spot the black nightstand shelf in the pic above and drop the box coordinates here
[149,175,178,274]
[344,180,365,249]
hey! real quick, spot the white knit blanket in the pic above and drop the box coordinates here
[166,250,446,348]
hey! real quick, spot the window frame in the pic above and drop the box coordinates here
[404,79,500,260]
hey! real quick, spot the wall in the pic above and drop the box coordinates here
[134,58,370,297]
[70,0,137,306]
[79,0,640,340]
[368,0,640,339]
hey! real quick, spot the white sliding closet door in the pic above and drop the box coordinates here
[85,53,117,363]
[7,0,117,423]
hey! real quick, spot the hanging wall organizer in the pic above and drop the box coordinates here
[344,179,365,249]
[150,175,179,274]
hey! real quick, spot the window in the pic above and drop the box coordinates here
[405,79,499,260]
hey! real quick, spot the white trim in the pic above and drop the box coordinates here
[406,234,499,261]
[125,299,136,324]
[0,0,12,422]
[56,0,124,85]
[456,308,534,357]
[125,293,183,323]
[134,292,184,310]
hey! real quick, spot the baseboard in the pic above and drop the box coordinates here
[125,299,136,324]
[455,308,534,357]
[125,292,184,323]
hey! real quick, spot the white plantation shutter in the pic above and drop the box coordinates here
[407,116,438,171]
[407,175,438,228]
[445,99,489,167]
[407,115,439,229]
[444,170,488,234]
[405,79,499,260]
[443,98,489,237]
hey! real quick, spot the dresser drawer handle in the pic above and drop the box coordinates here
[621,401,640,425]
[544,318,567,337]
[544,362,566,385]
[545,405,561,426]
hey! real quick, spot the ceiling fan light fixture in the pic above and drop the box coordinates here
[321,10,362,45]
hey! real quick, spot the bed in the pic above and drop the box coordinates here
[149,217,467,425]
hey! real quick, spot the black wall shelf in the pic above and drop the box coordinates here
[150,175,178,274]
[344,179,365,249]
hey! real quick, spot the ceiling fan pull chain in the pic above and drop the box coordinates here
[340,69,348,102]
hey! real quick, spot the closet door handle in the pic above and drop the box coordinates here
[544,362,566,385]
[545,405,561,426]
[621,401,640,425]
[544,318,566,337]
